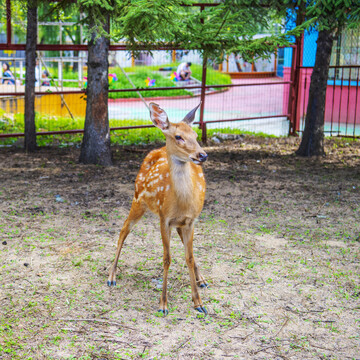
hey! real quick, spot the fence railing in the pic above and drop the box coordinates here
[296,65,360,137]
[0,55,87,88]
[3,50,358,141]
[0,48,295,143]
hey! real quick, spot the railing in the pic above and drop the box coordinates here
[296,65,360,137]
[0,49,295,143]
[0,56,87,89]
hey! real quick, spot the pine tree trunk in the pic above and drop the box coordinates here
[24,2,37,152]
[296,29,334,157]
[79,17,112,165]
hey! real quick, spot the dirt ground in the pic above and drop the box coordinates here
[0,136,359,360]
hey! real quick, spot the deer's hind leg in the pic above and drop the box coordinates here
[158,218,172,315]
[177,227,208,288]
[108,198,146,286]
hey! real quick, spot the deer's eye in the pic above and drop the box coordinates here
[175,135,183,141]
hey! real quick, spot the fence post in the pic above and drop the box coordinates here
[200,55,207,143]
[58,60,62,88]
[202,121,207,143]
[199,4,207,143]
[288,46,297,135]
[288,34,303,136]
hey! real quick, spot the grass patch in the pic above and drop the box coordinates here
[122,63,232,87]
[0,112,275,147]
[108,68,192,99]
[33,63,232,98]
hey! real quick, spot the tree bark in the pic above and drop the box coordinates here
[79,16,112,165]
[24,1,37,152]
[296,29,334,157]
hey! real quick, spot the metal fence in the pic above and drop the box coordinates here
[295,65,360,137]
[296,24,360,138]
[1,0,360,144]
[0,48,295,143]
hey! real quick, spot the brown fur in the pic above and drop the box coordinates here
[108,103,208,314]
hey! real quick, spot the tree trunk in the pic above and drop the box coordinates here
[296,29,334,157]
[24,1,37,152]
[79,16,112,166]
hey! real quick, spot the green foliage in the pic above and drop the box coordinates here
[108,69,192,99]
[8,1,360,64]
[191,64,232,86]
[112,0,186,46]
[72,1,314,61]
[121,64,232,87]
[306,0,360,32]
[54,64,231,97]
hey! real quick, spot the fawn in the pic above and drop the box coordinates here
[108,102,208,315]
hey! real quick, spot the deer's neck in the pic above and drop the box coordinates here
[168,154,193,202]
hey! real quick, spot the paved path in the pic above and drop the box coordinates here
[108,78,290,136]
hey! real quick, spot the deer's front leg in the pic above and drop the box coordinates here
[182,223,207,315]
[159,219,172,315]
[177,227,208,288]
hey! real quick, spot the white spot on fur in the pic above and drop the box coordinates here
[138,190,155,199]
[199,173,204,178]
[166,185,170,191]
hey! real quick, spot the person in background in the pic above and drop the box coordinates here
[41,70,51,86]
[177,62,192,81]
[1,62,15,85]
[35,59,41,85]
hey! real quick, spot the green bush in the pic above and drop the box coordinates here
[47,63,232,97]
[108,69,192,99]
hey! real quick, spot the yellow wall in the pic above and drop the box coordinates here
[0,93,86,118]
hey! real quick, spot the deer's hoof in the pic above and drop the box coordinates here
[195,306,208,315]
[107,280,116,287]
[158,309,169,316]
[199,282,208,288]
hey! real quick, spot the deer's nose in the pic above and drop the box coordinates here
[198,152,208,162]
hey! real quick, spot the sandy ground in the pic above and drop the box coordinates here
[0,136,359,359]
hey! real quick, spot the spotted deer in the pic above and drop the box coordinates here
[108,102,208,315]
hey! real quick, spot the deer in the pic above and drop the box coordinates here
[108,102,208,315]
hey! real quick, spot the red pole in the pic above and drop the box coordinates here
[288,45,297,135]
[288,33,303,136]
[199,4,207,142]
[199,55,207,139]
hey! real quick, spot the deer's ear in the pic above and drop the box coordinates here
[149,103,170,131]
[182,102,201,125]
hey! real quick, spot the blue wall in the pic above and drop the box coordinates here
[303,29,318,66]
[276,9,318,76]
